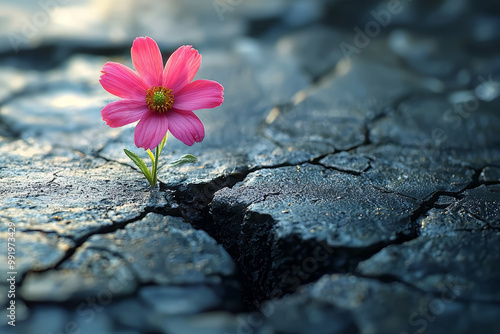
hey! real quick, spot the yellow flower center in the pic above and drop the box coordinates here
[146,86,174,113]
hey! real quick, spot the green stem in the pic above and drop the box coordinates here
[150,133,167,187]
[152,142,161,187]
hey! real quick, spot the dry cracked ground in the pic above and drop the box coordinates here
[1,0,500,333]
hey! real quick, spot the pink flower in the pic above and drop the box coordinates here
[99,37,224,150]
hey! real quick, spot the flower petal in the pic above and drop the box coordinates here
[134,110,169,150]
[173,80,224,111]
[101,99,148,128]
[166,109,205,146]
[131,36,164,88]
[163,45,201,93]
[100,62,149,100]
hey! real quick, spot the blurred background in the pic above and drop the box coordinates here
[1,0,499,151]
[1,0,500,333]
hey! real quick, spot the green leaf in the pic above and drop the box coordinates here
[123,149,154,186]
[146,149,155,165]
[166,154,198,167]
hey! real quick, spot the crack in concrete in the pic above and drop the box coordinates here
[403,169,482,238]
[464,211,500,232]
[155,148,494,309]
[312,160,364,176]
[371,185,420,201]
[13,141,497,312]
[16,202,182,290]
[94,153,138,172]
[158,160,425,309]
[354,273,500,306]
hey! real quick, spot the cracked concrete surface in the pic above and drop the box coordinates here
[1,0,500,333]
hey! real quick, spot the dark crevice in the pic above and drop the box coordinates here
[160,172,268,310]
[210,206,420,311]
[153,141,458,311]
[283,231,417,293]
[161,162,424,311]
